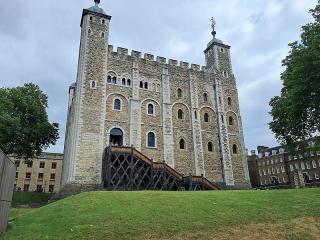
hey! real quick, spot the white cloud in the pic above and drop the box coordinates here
[0,0,318,153]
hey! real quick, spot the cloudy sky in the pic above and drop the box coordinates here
[0,0,317,153]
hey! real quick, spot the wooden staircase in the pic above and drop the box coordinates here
[103,146,220,191]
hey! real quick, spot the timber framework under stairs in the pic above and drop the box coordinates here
[103,146,220,191]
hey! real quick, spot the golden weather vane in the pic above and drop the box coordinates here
[210,17,216,30]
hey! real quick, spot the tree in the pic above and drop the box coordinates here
[269,1,320,151]
[0,83,59,159]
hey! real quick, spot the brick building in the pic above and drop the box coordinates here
[13,153,63,193]
[248,143,320,188]
[62,0,250,191]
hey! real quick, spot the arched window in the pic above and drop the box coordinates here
[177,88,182,98]
[204,113,209,122]
[147,132,156,148]
[179,139,185,149]
[228,97,232,106]
[233,144,238,154]
[178,109,184,119]
[102,19,105,24]
[88,29,91,34]
[140,81,143,88]
[127,79,131,86]
[203,93,208,102]
[112,76,117,84]
[90,16,93,21]
[122,78,126,85]
[208,142,213,152]
[113,99,121,111]
[107,75,112,83]
[147,104,154,115]
[229,116,234,125]
[90,81,96,89]
[144,82,148,89]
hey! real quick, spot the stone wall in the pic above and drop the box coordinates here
[62,5,250,188]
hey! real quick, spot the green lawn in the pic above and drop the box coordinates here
[2,189,320,240]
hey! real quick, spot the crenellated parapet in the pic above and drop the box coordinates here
[107,45,207,72]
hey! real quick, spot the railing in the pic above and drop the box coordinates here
[109,146,220,190]
[0,149,16,234]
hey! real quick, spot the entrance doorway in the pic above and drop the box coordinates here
[109,128,123,146]
[303,173,310,183]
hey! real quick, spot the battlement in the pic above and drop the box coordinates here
[108,45,206,72]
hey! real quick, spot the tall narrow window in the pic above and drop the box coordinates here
[203,93,208,102]
[233,144,238,154]
[148,104,154,115]
[127,79,131,86]
[144,82,148,89]
[228,97,232,106]
[122,78,126,85]
[101,32,105,38]
[90,16,93,21]
[229,116,234,125]
[147,132,156,148]
[178,109,184,119]
[194,111,198,119]
[107,75,112,83]
[177,88,182,98]
[102,19,105,24]
[112,76,117,84]
[204,113,209,122]
[179,139,185,149]
[140,81,143,88]
[90,81,96,89]
[114,99,121,111]
[208,142,213,152]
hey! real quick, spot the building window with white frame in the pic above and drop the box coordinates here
[147,103,154,115]
[90,80,97,89]
[312,160,317,168]
[147,132,156,148]
[113,99,121,111]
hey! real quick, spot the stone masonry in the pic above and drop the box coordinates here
[61,1,250,190]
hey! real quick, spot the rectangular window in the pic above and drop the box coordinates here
[50,173,56,180]
[15,172,18,179]
[15,161,20,167]
[23,184,29,192]
[25,172,31,179]
[49,185,55,192]
[52,162,57,169]
[301,162,305,170]
[38,173,44,179]
[36,185,43,192]
[40,162,45,168]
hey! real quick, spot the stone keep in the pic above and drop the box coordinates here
[62,2,250,189]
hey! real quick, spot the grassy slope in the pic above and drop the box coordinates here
[2,189,320,240]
